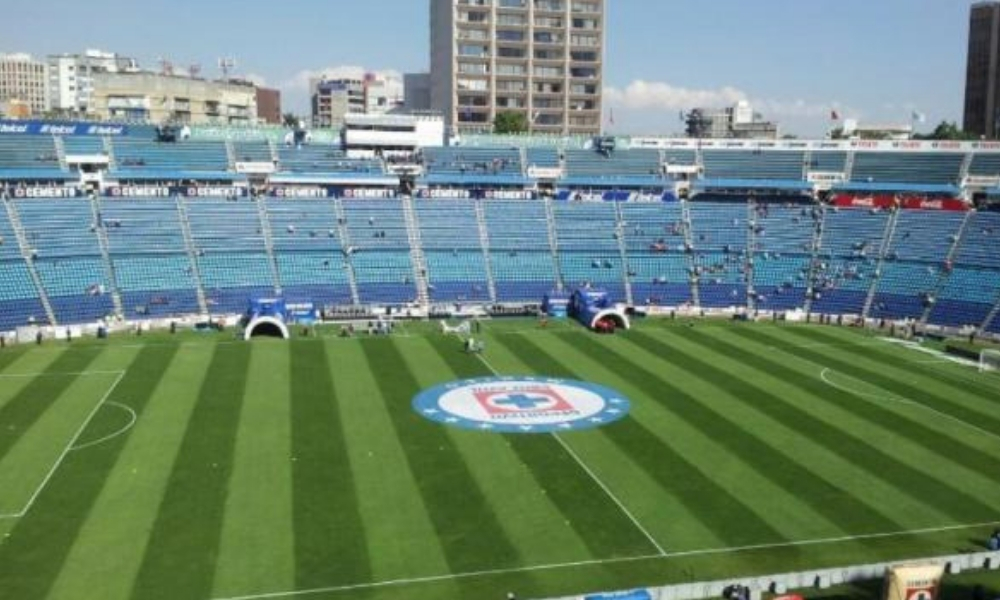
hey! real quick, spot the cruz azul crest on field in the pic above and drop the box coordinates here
[413,376,631,434]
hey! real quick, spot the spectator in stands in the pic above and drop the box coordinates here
[988,529,1000,551]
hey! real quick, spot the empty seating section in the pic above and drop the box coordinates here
[277,145,382,175]
[484,200,557,301]
[701,150,804,181]
[689,202,749,306]
[870,210,963,320]
[808,152,847,173]
[661,149,697,167]
[233,141,273,163]
[929,212,1000,327]
[342,199,415,304]
[101,199,199,317]
[525,148,560,169]
[563,149,662,183]
[619,202,691,305]
[416,200,489,302]
[0,206,48,329]
[968,153,1000,177]
[423,147,523,180]
[0,135,61,171]
[186,200,273,312]
[112,138,229,172]
[555,203,625,299]
[62,136,106,155]
[811,208,888,315]
[265,200,352,305]
[14,200,112,322]
[752,204,817,310]
[850,152,963,185]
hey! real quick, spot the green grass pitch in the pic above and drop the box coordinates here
[0,319,999,600]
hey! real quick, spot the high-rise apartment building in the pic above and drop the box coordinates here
[430,0,604,135]
[964,1,1000,138]
[0,53,48,116]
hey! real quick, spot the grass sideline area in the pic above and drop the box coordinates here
[0,319,998,600]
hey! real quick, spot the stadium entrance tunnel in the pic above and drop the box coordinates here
[244,316,290,341]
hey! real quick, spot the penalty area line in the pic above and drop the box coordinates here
[0,370,127,520]
[209,518,1000,600]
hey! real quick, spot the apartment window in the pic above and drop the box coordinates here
[534,16,563,27]
[570,33,599,46]
[496,97,526,108]
[459,95,490,107]
[534,82,563,94]
[535,113,563,125]
[497,46,527,59]
[498,0,526,7]
[533,66,563,77]
[570,50,598,62]
[461,10,489,23]
[571,1,599,12]
[459,29,489,41]
[572,17,599,29]
[457,78,489,91]
[497,30,526,41]
[496,63,527,75]
[570,67,597,78]
[534,0,565,11]
[458,62,489,75]
[534,49,563,60]
[459,44,489,57]
[496,80,527,92]
[571,83,598,94]
[497,13,527,26]
[534,31,564,44]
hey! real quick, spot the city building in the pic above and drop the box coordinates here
[429,0,605,135]
[0,53,48,116]
[256,86,281,124]
[47,49,138,116]
[404,72,432,111]
[684,101,779,139]
[310,71,404,128]
[964,1,1000,138]
[91,71,257,124]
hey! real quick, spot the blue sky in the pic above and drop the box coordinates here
[1,0,976,136]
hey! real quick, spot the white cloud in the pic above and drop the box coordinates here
[604,80,748,111]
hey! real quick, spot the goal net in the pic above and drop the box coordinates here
[980,349,1000,373]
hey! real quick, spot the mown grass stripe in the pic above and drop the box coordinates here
[673,326,998,522]
[0,344,177,600]
[726,327,1000,476]
[626,329,904,535]
[787,326,1000,404]
[779,327,1000,432]
[130,343,251,600]
[290,339,371,589]
[425,335,659,559]
[0,348,100,463]
[359,338,520,574]
[554,332,787,547]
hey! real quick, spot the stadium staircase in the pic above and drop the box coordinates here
[268,140,279,164]
[225,140,236,171]
[474,200,499,303]
[175,197,209,315]
[680,199,700,307]
[959,152,974,182]
[255,195,283,296]
[920,209,974,326]
[542,197,565,290]
[745,200,758,313]
[332,199,362,306]
[400,195,430,305]
[843,150,856,182]
[802,206,829,315]
[981,293,1000,335]
[53,136,68,171]
[801,150,813,180]
[102,136,117,170]
[613,201,635,306]
[861,208,901,318]
[89,195,124,317]
[2,198,57,325]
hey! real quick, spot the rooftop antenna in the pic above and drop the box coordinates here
[188,63,202,79]
[218,57,236,79]
[158,57,174,76]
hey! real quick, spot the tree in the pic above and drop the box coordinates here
[282,113,301,128]
[493,111,529,134]
[912,120,977,141]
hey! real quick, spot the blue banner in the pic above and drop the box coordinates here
[0,119,128,136]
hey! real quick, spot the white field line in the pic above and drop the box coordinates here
[209,518,1000,600]
[819,367,1000,444]
[0,370,127,378]
[469,346,668,556]
[0,370,126,520]
[69,402,137,452]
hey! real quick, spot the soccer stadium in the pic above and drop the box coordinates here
[0,117,999,600]
[3,1,1000,598]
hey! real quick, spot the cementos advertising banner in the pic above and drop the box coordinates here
[104,186,247,198]
[0,119,127,136]
[6,186,83,198]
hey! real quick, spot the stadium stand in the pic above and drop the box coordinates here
[850,152,964,185]
[341,198,417,304]
[415,199,491,303]
[482,199,559,302]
